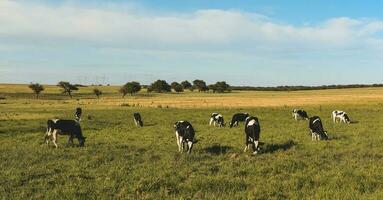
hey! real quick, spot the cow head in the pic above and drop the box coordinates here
[78,136,86,147]
[344,114,351,123]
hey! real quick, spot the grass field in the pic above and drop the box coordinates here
[1,84,383,199]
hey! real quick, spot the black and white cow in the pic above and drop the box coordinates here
[332,110,351,124]
[309,116,328,141]
[174,121,195,153]
[244,116,261,154]
[209,113,225,127]
[133,112,143,127]
[229,113,249,128]
[45,119,86,148]
[75,107,82,121]
[292,109,309,120]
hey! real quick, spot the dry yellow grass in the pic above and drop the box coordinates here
[1,84,383,109]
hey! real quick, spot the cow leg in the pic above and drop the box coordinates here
[311,131,315,141]
[52,130,58,148]
[209,118,214,126]
[253,140,259,155]
[179,137,184,152]
[187,141,193,154]
[175,131,181,152]
[244,135,249,152]
[45,128,52,145]
[134,119,138,127]
[66,135,74,147]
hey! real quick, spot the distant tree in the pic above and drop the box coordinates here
[119,81,141,97]
[210,81,231,93]
[149,80,171,93]
[28,82,44,99]
[193,79,209,92]
[57,81,78,98]
[171,82,184,93]
[93,88,102,99]
[181,80,192,90]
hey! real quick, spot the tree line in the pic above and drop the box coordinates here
[28,80,231,98]
[28,81,383,99]
[231,84,383,91]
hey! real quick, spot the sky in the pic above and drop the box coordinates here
[1,0,383,86]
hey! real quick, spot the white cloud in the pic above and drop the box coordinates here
[1,0,383,52]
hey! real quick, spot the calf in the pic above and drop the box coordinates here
[75,107,82,121]
[133,112,143,127]
[332,110,351,124]
[229,113,249,128]
[292,109,309,120]
[45,119,86,148]
[309,116,328,141]
[174,121,195,153]
[244,116,261,154]
[209,113,225,127]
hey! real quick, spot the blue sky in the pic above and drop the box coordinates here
[1,0,383,86]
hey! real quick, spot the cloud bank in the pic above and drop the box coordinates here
[1,0,383,85]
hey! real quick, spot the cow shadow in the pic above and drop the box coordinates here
[350,121,359,124]
[143,123,157,127]
[204,144,233,155]
[262,140,296,154]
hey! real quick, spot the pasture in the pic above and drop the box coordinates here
[1,84,383,199]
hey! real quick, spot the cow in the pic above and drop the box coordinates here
[45,119,86,148]
[209,113,225,127]
[229,113,249,128]
[133,112,143,127]
[332,110,351,124]
[75,107,82,121]
[292,109,309,120]
[174,121,195,154]
[309,116,329,141]
[244,116,261,155]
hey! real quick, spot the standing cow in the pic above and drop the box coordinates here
[133,112,143,127]
[292,109,309,120]
[174,121,195,154]
[332,110,351,124]
[45,119,86,148]
[244,116,261,154]
[309,116,329,141]
[229,113,249,128]
[209,113,225,127]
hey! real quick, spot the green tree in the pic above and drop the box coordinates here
[171,82,184,93]
[210,81,231,93]
[57,81,78,98]
[193,79,209,92]
[93,88,102,99]
[120,81,141,97]
[28,82,44,99]
[181,80,192,90]
[149,80,171,93]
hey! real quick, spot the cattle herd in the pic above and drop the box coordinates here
[44,107,353,155]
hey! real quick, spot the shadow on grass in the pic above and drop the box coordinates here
[350,121,359,124]
[143,123,157,127]
[204,144,233,155]
[263,140,296,154]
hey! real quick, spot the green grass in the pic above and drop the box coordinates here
[1,100,383,199]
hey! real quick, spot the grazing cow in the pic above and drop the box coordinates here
[133,112,143,127]
[309,116,328,141]
[229,113,249,128]
[244,116,261,154]
[292,109,309,120]
[174,121,195,153]
[332,110,351,124]
[45,119,86,148]
[209,113,225,127]
[75,107,82,121]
